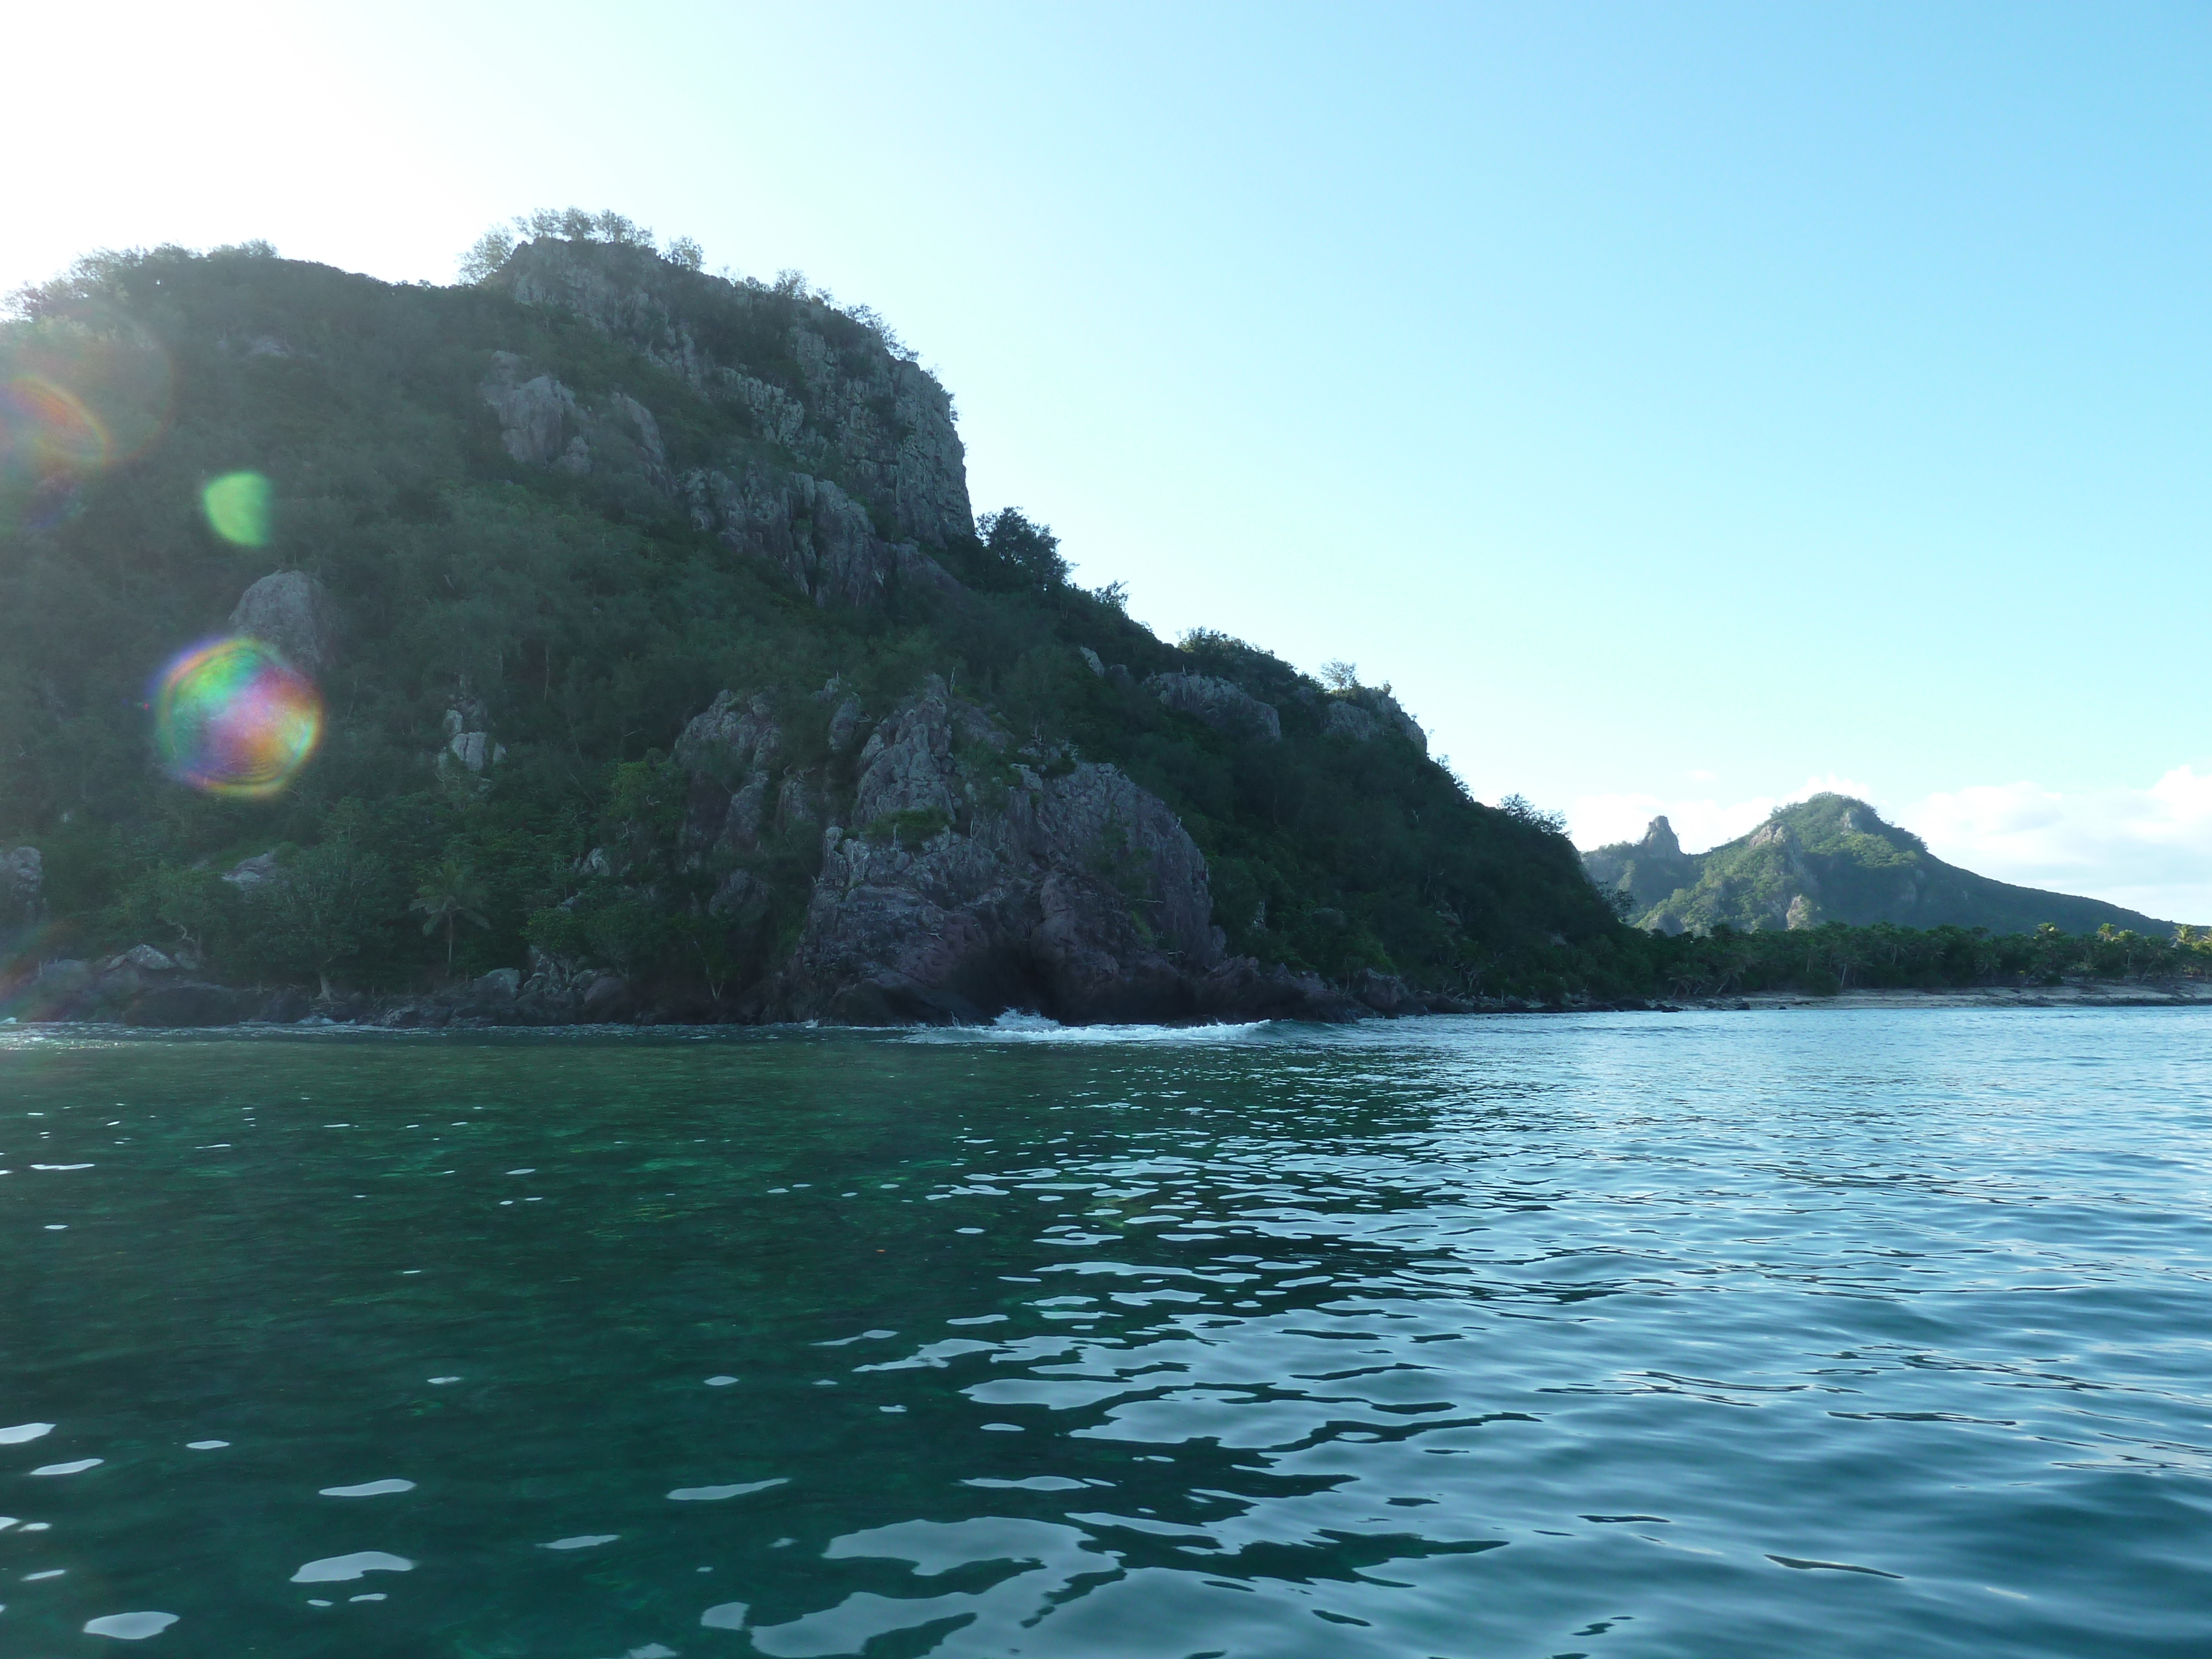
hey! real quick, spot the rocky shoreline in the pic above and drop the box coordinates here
[6,945,2206,1031]
[1,951,1517,1030]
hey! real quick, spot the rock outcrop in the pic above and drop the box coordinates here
[681,464,961,610]
[229,571,340,674]
[1323,687,1426,753]
[651,674,1350,1024]
[493,239,973,549]
[1582,815,1704,922]
[1147,673,1281,744]
[479,351,674,493]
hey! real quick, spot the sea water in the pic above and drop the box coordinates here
[2,1009,2208,1657]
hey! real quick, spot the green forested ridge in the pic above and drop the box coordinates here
[1586,793,2182,938]
[0,236,1627,1012]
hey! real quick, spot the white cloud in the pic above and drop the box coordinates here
[1571,764,2212,925]
[1911,766,2212,924]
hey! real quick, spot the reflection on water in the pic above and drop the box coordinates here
[2,1010,2210,1656]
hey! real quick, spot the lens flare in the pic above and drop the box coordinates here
[0,299,174,531]
[1,376,109,470]
[153,638,322,798]
[203,471,273,546]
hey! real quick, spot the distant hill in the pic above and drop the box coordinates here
[1583,794,2180,937]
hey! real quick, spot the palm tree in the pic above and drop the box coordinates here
[410,855,491,976]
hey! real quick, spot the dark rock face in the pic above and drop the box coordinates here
[229,571,340,674]
[767,676,1226,1024]
[0,847,43,928]
[1147,673,1282,744]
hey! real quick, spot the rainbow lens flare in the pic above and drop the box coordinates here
[202,471,273,546]
[1,375,109,471]
[0,300,173,531]
[153,638,323,798]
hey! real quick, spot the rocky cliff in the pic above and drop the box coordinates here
[0,231,1623,1025]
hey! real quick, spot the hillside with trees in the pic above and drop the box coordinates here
[1585,794,2178,937]
[0,222,1627,1022]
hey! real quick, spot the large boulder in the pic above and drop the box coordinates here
[230,571,340,674]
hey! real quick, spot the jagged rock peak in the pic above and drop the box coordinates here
[1639,816,1682,857]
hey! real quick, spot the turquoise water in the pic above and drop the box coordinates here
[3,1009,2209,1657]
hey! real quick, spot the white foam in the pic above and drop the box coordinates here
[541,1534,619,1550]
[0,1423,53,1444]
[906,1014,1272,1046]
[704,1375,738,1387]
[84,1611,179,1640]
[667,1478,787,1501]
[320,1479,414,1498]
[962,1475,1088,1491]
[290,1552,414,1583]
[186,1441,229,1451]
[30,1458,101,1475]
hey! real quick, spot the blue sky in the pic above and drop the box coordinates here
[9,2,2210,917]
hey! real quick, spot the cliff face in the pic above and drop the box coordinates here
[0,236,1622,1024]
[1585,795,2176,937]
[478,240,974,612]
[494,239,972,547]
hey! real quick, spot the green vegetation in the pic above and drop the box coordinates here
[1646,921,2212,998]
[0,236,1619,1007]
[1588,794,2178,938]
[3,236,2199,1018]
